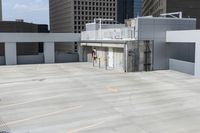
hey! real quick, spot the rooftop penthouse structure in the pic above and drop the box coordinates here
[81,16,196,74]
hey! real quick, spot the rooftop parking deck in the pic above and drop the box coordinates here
[0,63,200,133]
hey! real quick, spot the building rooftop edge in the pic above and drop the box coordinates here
[136,16,196,20]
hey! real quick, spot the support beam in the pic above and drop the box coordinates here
[44,42,55,63]
[5,42,17,65]
[78,44,83,62]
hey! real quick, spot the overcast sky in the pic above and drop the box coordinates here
[2,0,49,25]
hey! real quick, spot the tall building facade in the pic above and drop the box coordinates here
[142,0,200,28]
[49,0,117,52]
[49,0,117,33]
[117,0,141,24]
[117,0,134,24]
[142,0,166,17]
[134,0,142,17]
[0,0,2,21]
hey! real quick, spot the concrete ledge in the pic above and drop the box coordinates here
[0,33,81,43]
[169,58,194,75]
[55,53,79,63]
[166,30,200,43]
[81,43,125,48]
[17,54,44,64]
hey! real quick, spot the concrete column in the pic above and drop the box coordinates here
[5,42,17,65]
[44,42,55,63]
[195,42,200,77]
[78,44,83,62]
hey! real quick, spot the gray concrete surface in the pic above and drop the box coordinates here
[0,63,200,133]
[5,43,17,65]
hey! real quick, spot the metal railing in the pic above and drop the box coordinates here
[81,27,136,41]
[92,57,108,70]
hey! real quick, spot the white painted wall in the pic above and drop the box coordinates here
[82,46,124,70]
[114,48,124,70]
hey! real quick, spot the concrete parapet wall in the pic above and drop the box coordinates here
[0,56,5,65]
[169,58,194,75]
[17,54,44,64]
[55,53,79,63]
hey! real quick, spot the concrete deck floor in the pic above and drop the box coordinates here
[0,63,200,133]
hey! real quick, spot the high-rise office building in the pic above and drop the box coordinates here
[117,0,141,24]
[117,0,134,24]
[0,0,2,21]
[49,0,117,52]
[142,0,200,28]
[134,0,142,17]
[49,0,117,33]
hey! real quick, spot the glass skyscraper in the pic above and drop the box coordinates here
[0,0,2,21]
[117,0,141,23]
[134,0,142,17]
